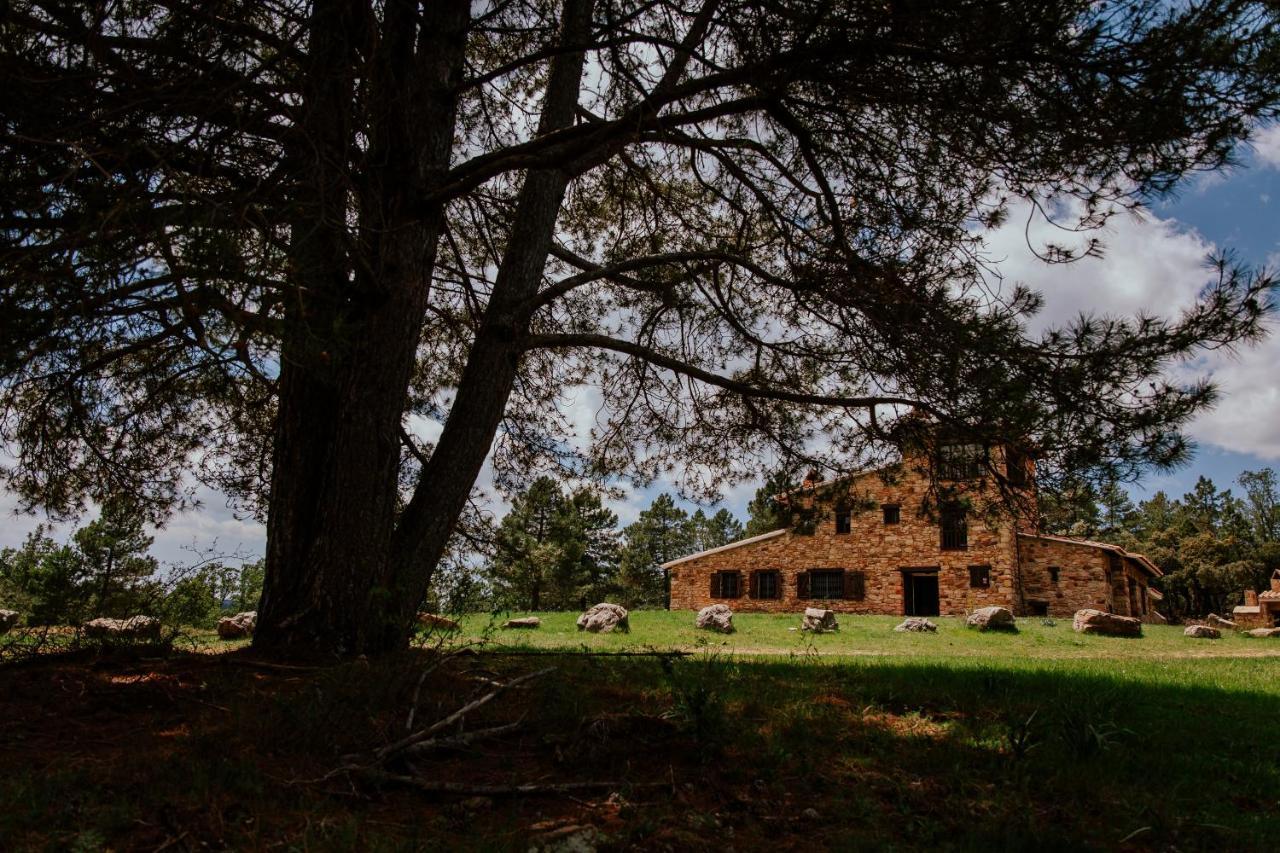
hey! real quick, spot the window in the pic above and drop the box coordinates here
[834,508,851,534]
[845,570,866,601]
[710,571,741,599]
[938,442,984,480]
[1048,566,1060,584]
[1028,600,1049,617]
[809,569,845,600]
[882,504,900,525]
[940,505,967,550]
[751,570,780,600]
[968,565,991,589]
[1006,448,1030,488]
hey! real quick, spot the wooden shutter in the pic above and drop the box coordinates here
[797,571,809,599]
[845,570,865,601]
[748,571,760,599]
[734,571,745,599]
[709,572,719,598]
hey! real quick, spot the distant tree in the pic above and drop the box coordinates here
[745,471,800,537]
[1237,469,1280,543]
[489,478,618,610]
[71,499,160,617]
[231,559,266,613]
[4,0,1278,655]
[691,508,744,552]
[618,495,695,607]
[1097,482,1138,540]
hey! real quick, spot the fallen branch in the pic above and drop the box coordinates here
[375,666,555,762]
[366,772,671,798]
[400,718,525,757]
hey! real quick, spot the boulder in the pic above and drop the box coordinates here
[1184,624,1220,639]
[694,604,735,634]
[1072,608,1142,637]
[83,615,161,641]
[800,608,838,633]
[1246,627,1280,638]
[894,617,937,633]
[216,611,256,639]
[416,612,461,632]
[503,616,541,629]
[1205,613,1236,631]
[0,609,19,635]
[966,606,1016,631]
[576,603,629,634]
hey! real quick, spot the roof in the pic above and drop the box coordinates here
[1147,587,1164,601]
[1260,590,1280,600]
[1018,532,1163,578]
[1234,605,1261,615]
[660,528,787,569]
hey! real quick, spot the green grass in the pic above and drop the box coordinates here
[6,613,1279,850]
[459,609,1279,662]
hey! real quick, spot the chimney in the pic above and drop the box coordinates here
[1272,570,1280,593]
[802,469,822,489]
[1246,589,1259,607]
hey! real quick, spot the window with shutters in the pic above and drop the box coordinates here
[751,570,780,600]
[940,505,967,550]
[882,504,900,525]
[1048,566,1060,584]
[809,569,845,599]
[711,571,741,599]
[834,508,851,534]
[845,570,866,601]
[968,564,991,589]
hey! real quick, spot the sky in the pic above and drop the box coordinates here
[3,129,1280,566]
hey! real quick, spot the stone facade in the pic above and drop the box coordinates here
[666,450,1163,619]
[1017,534,1163,622]
[1233,571,1280,628]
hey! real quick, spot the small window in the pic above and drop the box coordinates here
[969,565,991,589]
[834,509,851,535]
[1048,566,1060,584]
[809,569,845,600]
[941,505,968,550]
[882,504,900,525]
[751,570,780,600]
[711,571,740,599]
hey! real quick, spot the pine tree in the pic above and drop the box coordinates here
[617,495,695,608]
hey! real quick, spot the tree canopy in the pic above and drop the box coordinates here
[2,0,1278,654]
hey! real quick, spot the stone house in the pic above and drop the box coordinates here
[1232,570,1280,628]
[665,442,1164,620]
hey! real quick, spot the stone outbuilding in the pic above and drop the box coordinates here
[1233,570,1280,629]
[665,441,1163,622]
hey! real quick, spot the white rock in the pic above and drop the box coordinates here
[800,608,838,633]
[83,615,161,641]
[216,611,256,639]
[1072,609,1142,637]
[894,617,937,633]
[695,604,735,634]
[1184,624,1220,639]
[966,606,1016,631]
[576,603,629,634]
[504,616,541,629]
[0,609,19,635]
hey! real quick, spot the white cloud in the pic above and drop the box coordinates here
[1251,123,1280,170]
[979,198,1280,459]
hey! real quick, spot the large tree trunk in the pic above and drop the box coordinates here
[254,0,469,657]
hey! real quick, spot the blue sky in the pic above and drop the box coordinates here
[3,130,1279,563]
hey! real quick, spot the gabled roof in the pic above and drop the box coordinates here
[1018,532,1163,578]
[660,528,787,569]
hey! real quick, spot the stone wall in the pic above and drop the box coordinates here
[668,462,1021,616]
[1014,535,1159,620]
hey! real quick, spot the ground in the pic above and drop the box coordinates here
[1,613,1278,851]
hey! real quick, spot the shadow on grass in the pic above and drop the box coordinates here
[0,649,1276,851]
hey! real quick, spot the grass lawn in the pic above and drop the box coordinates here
[2,612,1278,851]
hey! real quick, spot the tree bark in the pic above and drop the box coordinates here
[374,0,596,651]
[254,0,469,657]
